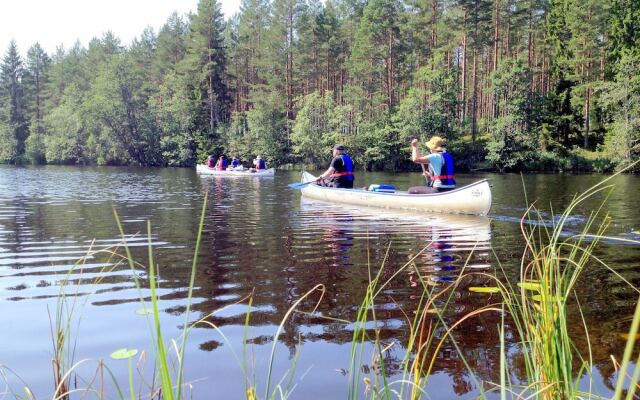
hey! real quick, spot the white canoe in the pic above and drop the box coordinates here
[196,164,275,177]
[299,171,492,216]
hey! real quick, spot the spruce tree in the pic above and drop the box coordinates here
[0,41,27,162]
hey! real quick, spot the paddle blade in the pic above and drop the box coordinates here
[288,181,314,190]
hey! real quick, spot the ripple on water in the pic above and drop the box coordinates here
[1,167,639,399]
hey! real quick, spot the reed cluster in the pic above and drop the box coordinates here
[2,175,639,399]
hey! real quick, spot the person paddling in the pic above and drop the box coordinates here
[316,145,354,188]
[408,136,455,194]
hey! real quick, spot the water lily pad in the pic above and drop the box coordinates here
[518,282,542,292]
[469,286,501,294]
[110,348,138,360]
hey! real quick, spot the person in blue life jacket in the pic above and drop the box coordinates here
[253,155,267,170]
[230,156,240,168]
[408,136,456,194]
[214,155,228,171]
[316,144,355,188]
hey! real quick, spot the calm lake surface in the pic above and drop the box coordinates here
[1,166,639,399]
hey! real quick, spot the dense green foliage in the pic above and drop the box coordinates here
[0,0,638,171]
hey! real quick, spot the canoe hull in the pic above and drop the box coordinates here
[196,165,275,177]
[299,171,492,216]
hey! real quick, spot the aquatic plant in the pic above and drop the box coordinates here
[3,170,640,399]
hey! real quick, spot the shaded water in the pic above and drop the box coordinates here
[1,166,639,399]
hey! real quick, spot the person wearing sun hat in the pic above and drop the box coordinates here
[316,144,354,188]
[252,155,267,170]
[408,136,456,194]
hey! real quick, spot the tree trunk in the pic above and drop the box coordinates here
[471,47,478,141]
[431,0,438,48]
[460,9,468,126]
[387,28,394,107]
[492,0,500,119]
[209,74,215,135]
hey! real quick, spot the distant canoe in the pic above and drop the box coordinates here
[196,165,275,177]
[298,171,492,216]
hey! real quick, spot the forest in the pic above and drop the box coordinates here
[0,0,638,172]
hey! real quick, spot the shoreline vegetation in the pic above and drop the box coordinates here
[0,0,639,173]
[2,174,640,399]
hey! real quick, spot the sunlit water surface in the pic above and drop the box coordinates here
[1,166,639,399]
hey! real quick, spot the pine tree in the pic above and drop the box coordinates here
[184,0,231,156]
[23,43,51,163]
[156,12,188,78]
[608,0,640,71]
[270,0,304,124]
[235,0,271,111]
[349,0,408,111]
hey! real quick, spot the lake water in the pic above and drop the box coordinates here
[1,166,639,399]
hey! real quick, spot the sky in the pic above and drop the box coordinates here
[0,0,240,57]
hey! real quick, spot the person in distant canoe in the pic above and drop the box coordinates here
[253,155,267,170]
[408,136,456,194]
[206,155,215,168]
[230,156,241,169]
[214,155,228,171]
[316,144,354,188]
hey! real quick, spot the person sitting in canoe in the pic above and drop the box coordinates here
[230,156,241,169]
[252,155,267,171]
[206,155,215,168]
[214,155,228,171]
[316,144,354,188]
[408,136,455,194]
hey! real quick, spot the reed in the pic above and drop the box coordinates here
[336,168,640,399]
[493,171,640,399]
[3,170,640,399]
[107,192,210,400]
[47,239,135,400]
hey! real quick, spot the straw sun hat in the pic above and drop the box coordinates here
[425,136,445,151]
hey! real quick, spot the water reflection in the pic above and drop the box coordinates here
[1,167,639,398]
[283,199,496,393]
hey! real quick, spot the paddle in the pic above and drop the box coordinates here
[288,180,317,190]
[420,163,433,187]
[412,137,432,187]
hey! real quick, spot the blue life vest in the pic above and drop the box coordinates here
[440,153,456,186]
[433,153,455,186]
[338,154,354,182]
[217,159,228,170]
[231,159,240,167]
[256,159,266,170]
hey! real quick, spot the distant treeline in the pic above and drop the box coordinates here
[0,0,638,171]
